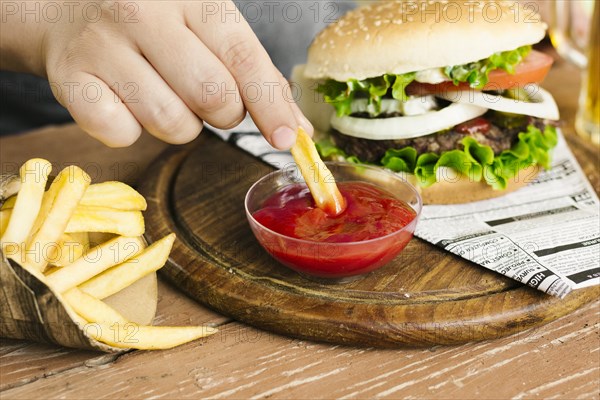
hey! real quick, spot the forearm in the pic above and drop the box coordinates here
[0,0,48,75]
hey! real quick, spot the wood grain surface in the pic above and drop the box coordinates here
[0,55,598,399]
[1,298,598,399]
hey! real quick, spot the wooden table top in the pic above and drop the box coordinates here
[1,57,598,399]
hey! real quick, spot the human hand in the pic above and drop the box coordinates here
[1,0,312,148]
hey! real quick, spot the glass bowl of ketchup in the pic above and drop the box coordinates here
[245,162,422,281]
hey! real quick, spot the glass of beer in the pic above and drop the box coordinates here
[550,0,599,145]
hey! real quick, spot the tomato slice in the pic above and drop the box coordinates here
[406,50,554,96]
[455,117,492,135]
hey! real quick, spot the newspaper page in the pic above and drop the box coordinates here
[416,132,599,298]
[210,120,600,298]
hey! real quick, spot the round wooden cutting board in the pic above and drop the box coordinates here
[139,131,599,347]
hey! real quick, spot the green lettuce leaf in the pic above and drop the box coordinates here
[445,45,531,89]
[492,137,531,186]
[518,124,558,169]
[462,136,495,166]
[484,125,557,189]
[391,73,417,102]
[437,150,482,181]
[315,138,347,159]
[433,137,494,183]
[316,80,354,117]
[483,160,506,190]
[315,139,363,164]
[381,147,417,173]
[414,153,439,187]
[316,46,531,116]
[316,73,416,117]
[317,124,558,191]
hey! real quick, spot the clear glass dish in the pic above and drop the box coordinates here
[245,162,422,280]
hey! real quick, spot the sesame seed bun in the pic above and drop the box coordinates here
[305,0,547,81]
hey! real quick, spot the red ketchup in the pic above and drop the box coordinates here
[251,182,417,278]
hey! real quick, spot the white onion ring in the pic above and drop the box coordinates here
[435,85,559,120]
[330,103,488,140]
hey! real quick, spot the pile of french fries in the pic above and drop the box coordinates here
[0,158,216,350]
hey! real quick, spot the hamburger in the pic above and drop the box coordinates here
[292,0,560,204]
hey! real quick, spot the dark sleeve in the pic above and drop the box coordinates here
[0,71,73,135]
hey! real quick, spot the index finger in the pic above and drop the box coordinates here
[185,1,311,149]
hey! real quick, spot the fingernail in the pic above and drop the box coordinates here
[297,114,314,136]
[272,126,297,150]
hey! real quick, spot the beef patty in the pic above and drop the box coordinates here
[329,113,549,164]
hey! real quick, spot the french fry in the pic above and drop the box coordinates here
[291,127,346,216]
[1,196,15,210]
[65,207,144,237]
[28,165,94,243]
[27,166,67,240]
[48,233,87,267]
[0,209,11,237]
[24,166,90,272]
[44,265,61,274]
[0,174,21,203]
[4,158,216,352]
[63,287,217,350]
[1,158,51,251]
[68,232,90,252]
[80,182,147,211]
[79,233,175,299]
[87,324,218,350]
[2,192,143,213]
[2,187,145,212]
[46,236,145,292]
[63,287,128,324]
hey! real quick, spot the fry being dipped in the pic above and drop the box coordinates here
[291,128,347,216]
